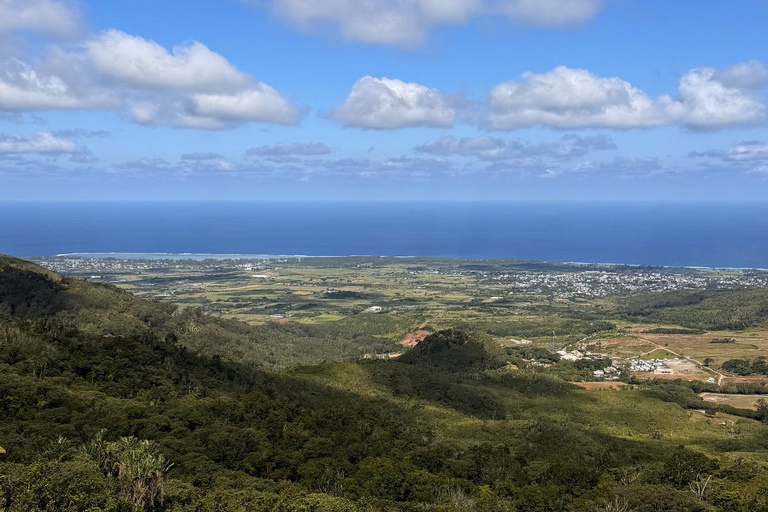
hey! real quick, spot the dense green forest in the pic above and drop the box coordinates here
[614,288,768,330]
[4,256,768,511]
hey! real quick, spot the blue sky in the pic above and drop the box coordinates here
[1,0,768,200]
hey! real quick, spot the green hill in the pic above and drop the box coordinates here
[399,328,509,372]
[0,255,404,368]
[3,256,768,511]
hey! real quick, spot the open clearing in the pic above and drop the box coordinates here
[699,393,768,410]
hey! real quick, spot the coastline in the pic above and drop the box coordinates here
[48,252,768,272]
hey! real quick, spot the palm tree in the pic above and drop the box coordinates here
[84,433,173,511]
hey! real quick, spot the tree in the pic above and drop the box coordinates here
[83,433,172,511]
[663,446,717,487]
[757,398,768,424]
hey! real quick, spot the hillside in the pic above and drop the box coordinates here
[0,255,403,368]
[3,256,768,511]
[613,288,768,331]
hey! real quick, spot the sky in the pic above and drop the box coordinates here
[1,0,768,201]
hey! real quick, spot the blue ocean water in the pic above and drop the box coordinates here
[2,201,768,268]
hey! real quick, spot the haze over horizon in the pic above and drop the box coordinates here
[1,0,768,201]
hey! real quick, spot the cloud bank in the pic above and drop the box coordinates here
[486,65,766,131]
[329,63,768,131]
[0,30,303,129]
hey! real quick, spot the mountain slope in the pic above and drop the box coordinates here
[2,256,768,511]
[0,255,402,368]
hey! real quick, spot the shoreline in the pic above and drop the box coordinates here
[42,252,768,272]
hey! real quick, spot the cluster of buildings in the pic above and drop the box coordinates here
[482,269,768,298]
[628,358,676,375]
[35,256,266,275]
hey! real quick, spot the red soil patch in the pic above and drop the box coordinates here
[399,330,431,348]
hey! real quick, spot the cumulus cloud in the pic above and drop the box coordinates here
[486,66,677,130]
[715,60,768,90]
[415,134,615,160]
[0,132,82,155]
[83,31,251,92]
[0,58,114,111]
[0,0,81,37]
[246,142,332,157]
[251,0,603,46]
[0,30,302,129]
[330,76,458,129]
[128,88,301,129]
[486,65,767,131]
[678,67,766,130]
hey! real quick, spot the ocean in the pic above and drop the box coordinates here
[2,201,768,268]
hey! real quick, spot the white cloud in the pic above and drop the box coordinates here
[0,132,82,154]
[0,0,80,37]
[128,88,302,129]
[83,30,251,93]
[0,58,114,111]
[330,76,458,129]
[715,60,768,90]
[486,64,767,131]
[678,67,766,129]
[486,66,681,130]
[0,30,302,129]
[189,88,302,126]
[255,0,602,46]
